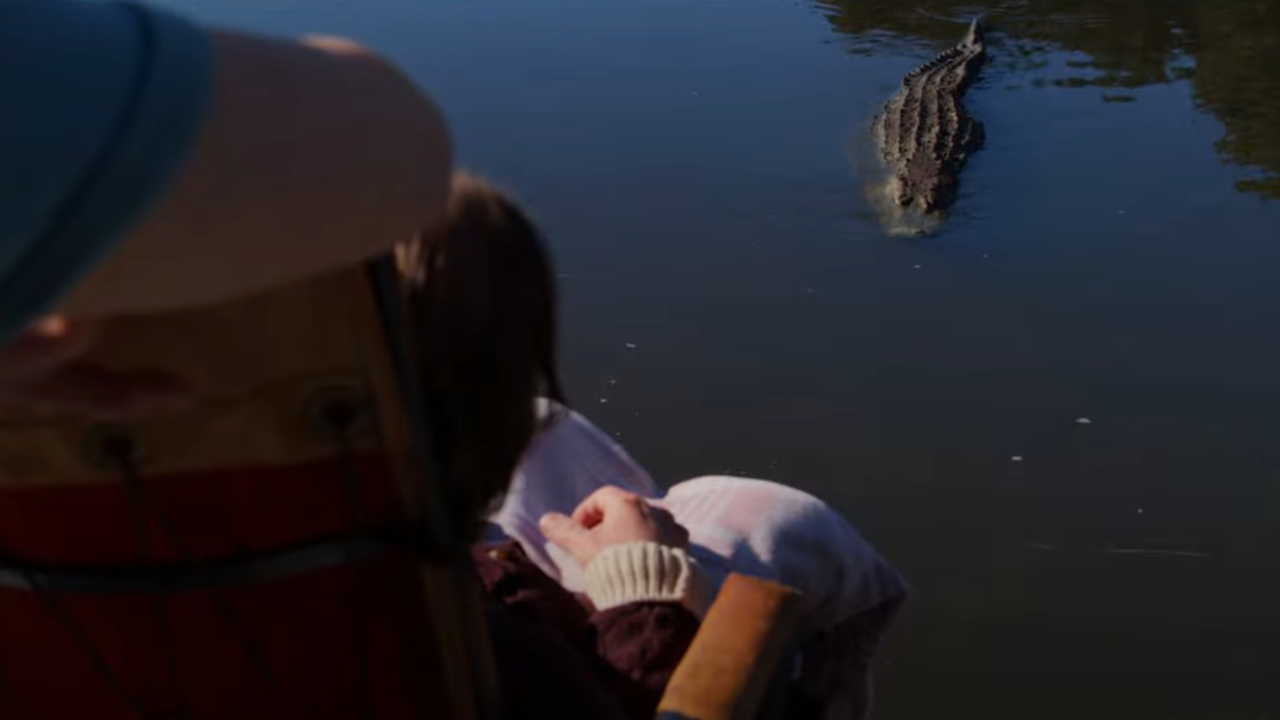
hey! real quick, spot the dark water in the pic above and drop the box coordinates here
[165,1,1280,717]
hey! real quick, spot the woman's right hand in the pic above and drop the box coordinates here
[539,486,690,568]
[0,317,190,418]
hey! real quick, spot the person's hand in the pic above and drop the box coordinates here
[539,486,690,568]
[0,316,191,419]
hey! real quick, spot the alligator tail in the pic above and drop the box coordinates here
[964,17,985,48]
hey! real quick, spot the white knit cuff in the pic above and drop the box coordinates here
[584,541,711,618]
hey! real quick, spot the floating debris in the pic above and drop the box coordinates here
[1104,545,1209,559]
[913,264,922,270]
[598,398,609,404]
[1075,417,1093,425]
[624,342,638,350]
[1137,507,1144,514]
[1011,455,1024,462]
[1026,541,1056,551]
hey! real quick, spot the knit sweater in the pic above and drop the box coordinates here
[473,540,706,720]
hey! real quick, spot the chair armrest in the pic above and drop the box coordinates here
[656,573,803,720]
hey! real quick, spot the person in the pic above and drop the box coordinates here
[1,0,450,415]
[1,3,474,715]
[444,180,910,720]
[490,403,908,720]
[473,487,708,720]
[1,2,695,717]
[409,175,710,720]
[0,2,899,715]
[0,172,708,720]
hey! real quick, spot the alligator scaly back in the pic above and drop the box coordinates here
[870,19,986,235]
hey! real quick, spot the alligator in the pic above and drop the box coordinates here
[871,19,986,230]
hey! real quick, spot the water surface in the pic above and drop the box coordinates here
[165,1,1280,717]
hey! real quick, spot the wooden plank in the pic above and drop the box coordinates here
[656,574,803,720]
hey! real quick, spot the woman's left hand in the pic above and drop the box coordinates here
[539,486,689,568]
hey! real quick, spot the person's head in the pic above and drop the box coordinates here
[401,173,565,547]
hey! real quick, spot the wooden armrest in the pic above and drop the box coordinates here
[657,574,803,720]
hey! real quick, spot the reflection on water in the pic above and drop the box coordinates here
[820,4,1280,718]
[822,0,1280,199]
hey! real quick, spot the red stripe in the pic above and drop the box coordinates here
[0,459,448,719]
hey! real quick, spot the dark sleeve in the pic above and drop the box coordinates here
[474,542,700,720]
[590,602,701,720]
[485,604,629,720]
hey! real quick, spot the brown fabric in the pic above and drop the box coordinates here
[484,606,627,720]
[591,601,702,719]
[0,269,386,488]
[474,541,699,720]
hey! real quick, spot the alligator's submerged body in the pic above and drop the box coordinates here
[871,20,986,234]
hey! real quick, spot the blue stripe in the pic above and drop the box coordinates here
[0,1,211,339]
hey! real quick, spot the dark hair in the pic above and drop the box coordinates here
[401,173,565,548]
